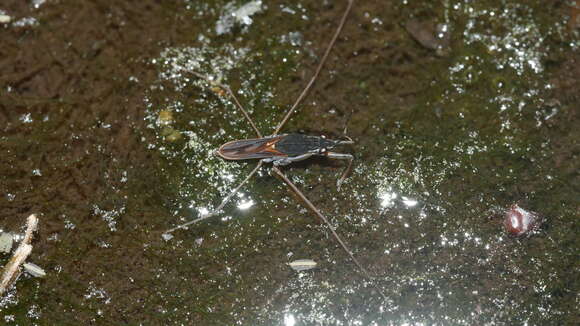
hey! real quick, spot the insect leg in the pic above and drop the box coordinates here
[271,153,315,166]
[325,152,353,191]
[190,71,262,138]
[164,161,264,235]
[337,135,354,145]
[273,0,355,135]
[271,165,387,301]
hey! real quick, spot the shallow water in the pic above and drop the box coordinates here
[1,0,578,325]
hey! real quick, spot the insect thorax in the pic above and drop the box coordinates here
[275,134,336,156]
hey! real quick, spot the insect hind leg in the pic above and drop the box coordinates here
[268,153,315,166]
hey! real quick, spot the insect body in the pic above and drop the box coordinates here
[217,133,354,188]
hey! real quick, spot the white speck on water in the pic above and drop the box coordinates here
[120,170,128,183]
[237,199,254,210]
[281,6,295,15]
[93,204,126,232]
[20,113,33,123]
[216,0,263,35]
[0,14,11,24]
[402,197,418,207]
[284,313,296,326]
[63,217,76,230]
[32,0,46,9]
[379,189,397,208]
[198,207,210,216]
[371,17,383,25]
[84,282,111,305]
[281,31,303,47]
[13,17,38,27]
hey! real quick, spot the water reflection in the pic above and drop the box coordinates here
[236,199,255,210]
[378,188,397,208]
[143,0,575,324]
[283,313,295,326]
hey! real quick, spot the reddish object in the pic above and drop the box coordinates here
[504,204,540,236]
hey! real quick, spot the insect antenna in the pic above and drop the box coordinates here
[273,0,355,135]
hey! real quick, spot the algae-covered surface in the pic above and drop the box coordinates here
[1,0,578,324]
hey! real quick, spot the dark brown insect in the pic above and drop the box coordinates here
[216,134,354,188]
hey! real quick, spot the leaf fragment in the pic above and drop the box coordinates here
[287,259,317,272]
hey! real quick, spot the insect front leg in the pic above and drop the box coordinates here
[325,152,354,191]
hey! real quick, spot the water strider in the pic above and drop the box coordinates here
[164,0,387,300]
[216,133,355,190]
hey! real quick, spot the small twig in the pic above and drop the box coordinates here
[22,214,38,246]
[0,214,38,297]
[0,245,32,297]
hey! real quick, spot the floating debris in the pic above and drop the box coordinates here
[216,0,263,35]
[0,14,11,24]
[160,126,182,142]
[405,19,451,56]
[504,204,542,237]
[288,259,317,272]
[0,214,43,297]
[0,232,13,253]
[157,110,174,126]
[23,262,46,278]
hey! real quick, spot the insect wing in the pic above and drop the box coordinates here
[217,136,287,160]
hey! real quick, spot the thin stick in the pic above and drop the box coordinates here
[273,0,355,135]
[0,214,38,297]
[0,245,31,296]
[164,161,264,235]
[190,71,262,138]
[272,166,387,301]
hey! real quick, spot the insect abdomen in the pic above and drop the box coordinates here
[217,136,286,160]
